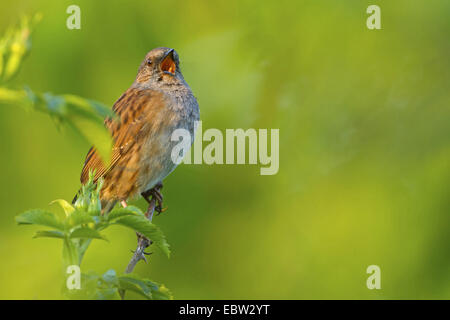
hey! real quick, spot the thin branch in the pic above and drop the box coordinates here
[125,197,156,274]
[120,185,162,299]
[120,198,156,300]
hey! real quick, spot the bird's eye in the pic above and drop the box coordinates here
[146,59,152,65]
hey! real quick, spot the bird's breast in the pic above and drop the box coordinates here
[136,90,199,193]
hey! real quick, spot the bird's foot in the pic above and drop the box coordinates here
[124,233,153,273]
[141,182,167,216]
[130,233,153,263]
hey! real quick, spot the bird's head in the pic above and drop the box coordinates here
[135,47,184,86]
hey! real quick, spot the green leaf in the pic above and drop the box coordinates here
[95,288,121,300]
[70,227,107,241]
[152,284,173,300]
[1,14,42,82]
[102,269,118,286]
[118,273,172,300]
[63,94,114,122]
[118,276,152,300]
[50,199,74,216]
[1,87,113,164]
[63,96,112,163]
[107,206,144,222]
[68,115,112,167]
[64,272,99,300]
[16,209,64,231]
[33,230,65,239]
[114,215,170,258]
[67,209,95,228]
[0,87,28,106]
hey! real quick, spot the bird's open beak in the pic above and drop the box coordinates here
[160,49,176,75]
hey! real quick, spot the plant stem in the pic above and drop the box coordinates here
[125,197,156,273]
[120,197,156,299]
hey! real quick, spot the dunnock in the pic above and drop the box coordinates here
[75,47,199,214]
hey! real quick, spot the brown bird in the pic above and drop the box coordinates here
[75,47,199,214]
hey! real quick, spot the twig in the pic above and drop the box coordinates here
[125,197,156,273]
[120,197,156,299]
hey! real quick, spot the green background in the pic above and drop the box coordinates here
[0,0,449,299]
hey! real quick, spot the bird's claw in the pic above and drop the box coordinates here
[138,250,152,263]
[155,205,167,215]
[151,188,165,215]
[141,183,166,215]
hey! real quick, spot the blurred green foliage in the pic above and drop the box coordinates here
[0,13,113,161]
[0,0,448,299]
[16,173,171,299]
[0,14,41,82]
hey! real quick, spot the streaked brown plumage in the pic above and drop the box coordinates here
[77,47,199,212]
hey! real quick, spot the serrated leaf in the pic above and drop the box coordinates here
[119,274,172,300]
[120,273,158,290]
[50,199,74,216]
[16,209,64,231]
[114,215,170,258]
[107,206,144,222]
[118,276,152,300]
[70,227,107,241]
[152,284,173,300]
[33,230,65,239]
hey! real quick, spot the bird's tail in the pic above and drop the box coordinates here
[72,191,80,205]
[101,200,117,214]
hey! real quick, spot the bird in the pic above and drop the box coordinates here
[74,47,199,215]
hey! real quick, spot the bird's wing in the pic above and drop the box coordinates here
[80,87,165,184]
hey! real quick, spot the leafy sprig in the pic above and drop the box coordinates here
[65,269,172,300]
[16,172,171,299]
